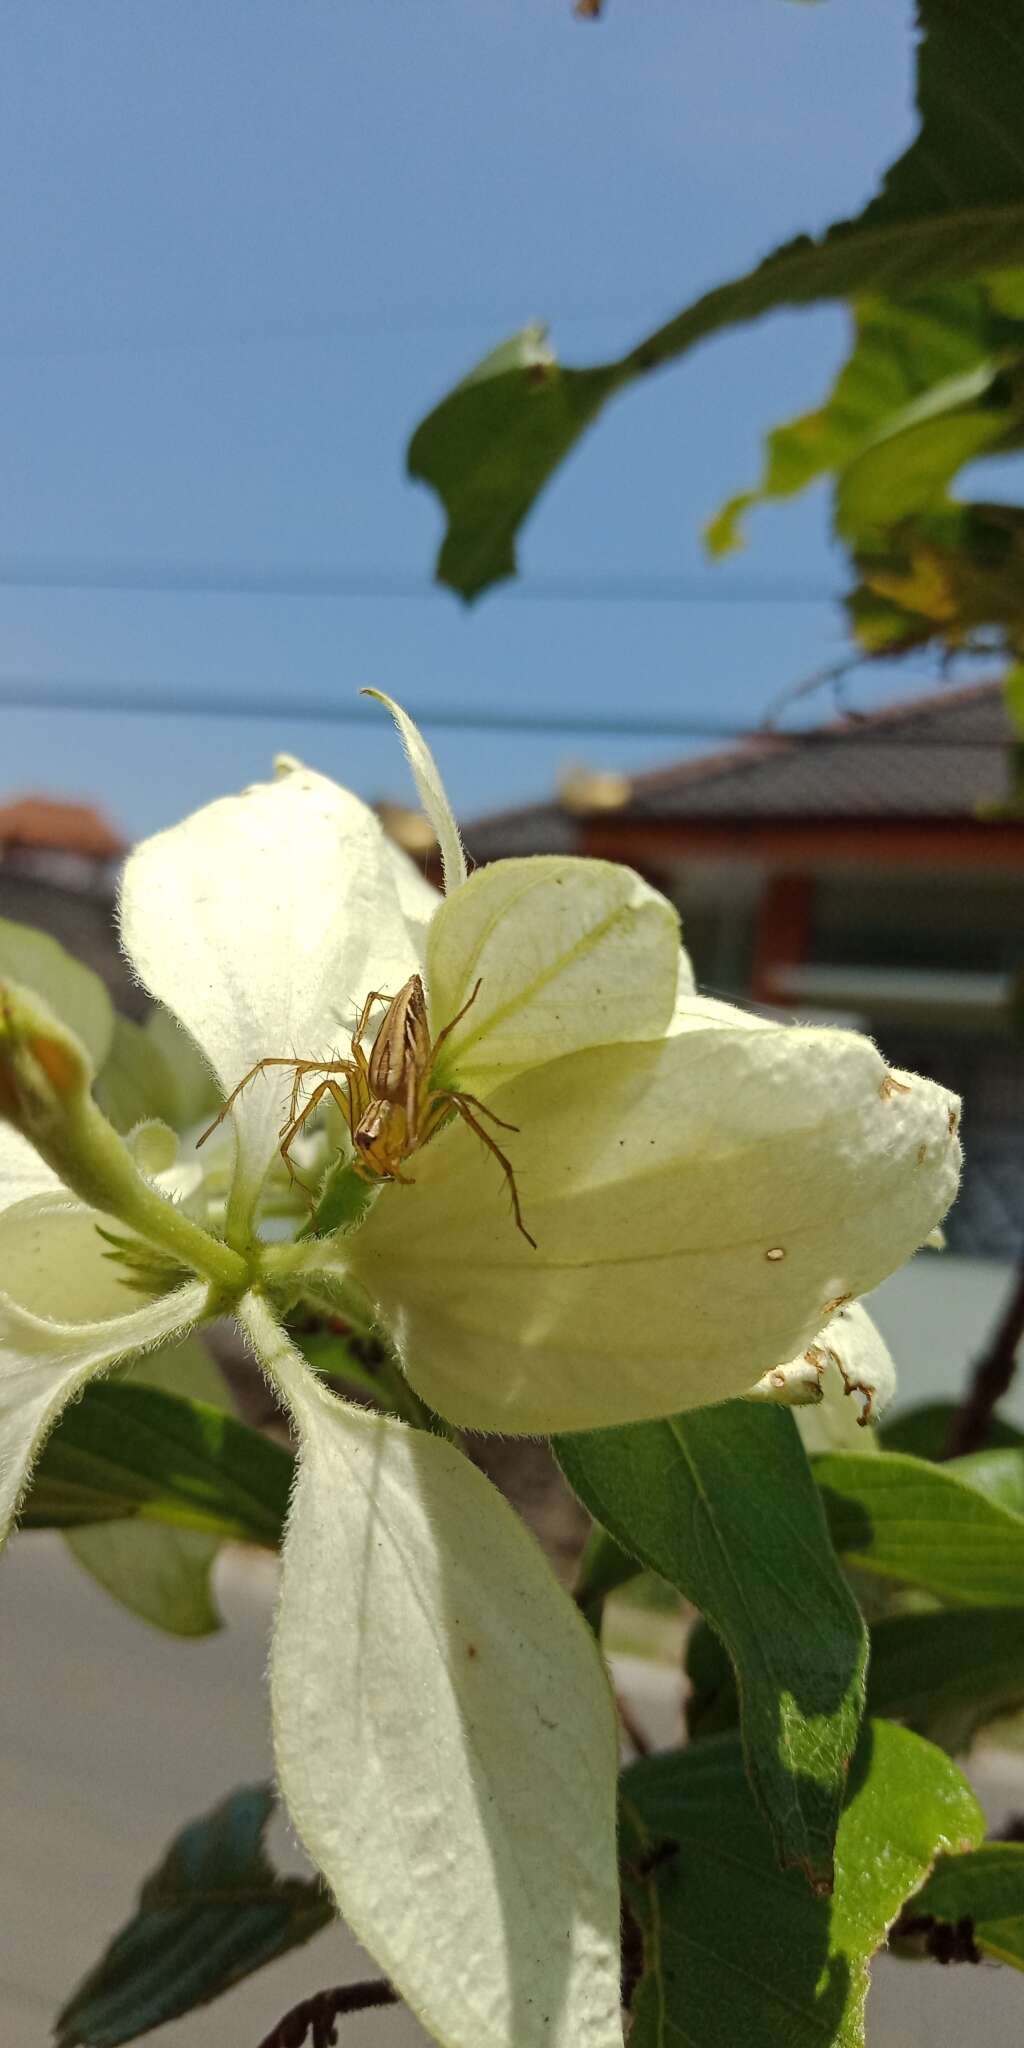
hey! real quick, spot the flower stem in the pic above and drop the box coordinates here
[61,1091,247,1293]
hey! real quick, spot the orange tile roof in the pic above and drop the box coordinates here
[0,796,125,859]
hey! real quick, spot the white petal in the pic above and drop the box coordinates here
[670,944,698,1011]
[0,916,114,1071]
[346,1026,960,1433]
[127,1119,180,1177]
[746,1353,827,1408]
[668,983,775,1036]
[747,1298,895,1440]
[243,1296,623,2048]
[0,1194,208,1546]
[426,857,679,1089]
[120,764,426,1225]
[795,1302,896,1455]
[364,690,467,891]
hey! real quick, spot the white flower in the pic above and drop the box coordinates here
[749,1298,896,1454]
[0,697,962,2048]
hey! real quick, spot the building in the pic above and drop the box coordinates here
[454,681,1024,1261]
[0,793,143,1017]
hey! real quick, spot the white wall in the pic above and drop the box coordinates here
[868,1253,1021,1425]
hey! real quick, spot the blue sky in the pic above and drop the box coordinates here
[0,0,984,839]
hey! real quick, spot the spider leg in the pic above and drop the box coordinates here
[353,988,394,1050]
[284,1056,351,1133]
[430,977,483,1060]
[446,1089,519,1135]
[278,1077,355,1210]
[196,1056,324,1150]
[442,1090,537,1249]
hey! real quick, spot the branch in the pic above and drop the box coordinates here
[943,1258,1024,1460]
[256,1980,398,2048]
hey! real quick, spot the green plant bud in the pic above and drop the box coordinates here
[0,978,92,1149]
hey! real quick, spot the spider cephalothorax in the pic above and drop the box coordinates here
[199,975,536,1246]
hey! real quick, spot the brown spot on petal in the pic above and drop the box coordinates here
[880,1072,912,1101]
[917,1143,928,1166]
[834,1351,875,1423]
[822,1293,852,1319]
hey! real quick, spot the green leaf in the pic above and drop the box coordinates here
[948,1445,1024,1517]
[817,1449,1024,1604]
[683,1616,741,1739]
[290,1324,400,1407]
[573,1521,642,1632]
[24,1381,292,1549]
[1008,659,1024,734]
[880,1400,1024,1458]
[63,1522,222,1636]
[93,1015,182,1133]
[901,1844,1024,1969]
[55,1783,332,2047]
[410,0,1024,598]
[687,1604,1024,1751]
[621,1720,984,2048]
[0,915,114,1071]
[408,327,621,599]
[62,1340,236,1637]
[556,1403,867,1887]
[866,1607,1024,1746]
[708,280,1024,554]
[847,496,1024,659]
[95,1009,220,1135]
[835,356,1024,542]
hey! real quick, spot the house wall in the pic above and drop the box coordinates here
[647,849,1024,1268]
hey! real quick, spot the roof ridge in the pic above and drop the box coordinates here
[624,678,1006,801]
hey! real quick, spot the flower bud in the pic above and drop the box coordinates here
[0,976,246,1295]
[0,978,92,1152]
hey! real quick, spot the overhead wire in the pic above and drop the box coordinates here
[0,555,841,605]
[0,674,1000,743]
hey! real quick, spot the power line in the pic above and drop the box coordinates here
[0,554,841,605]
[0,674,1003,743]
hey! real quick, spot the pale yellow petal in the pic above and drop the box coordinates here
[363,690,467,892]
[120,763,425,1226]
[346,1025,960,1433]
[0,1191,208,1546]
[427,855,679,1089]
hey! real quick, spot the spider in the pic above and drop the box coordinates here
[197,974,536,1247]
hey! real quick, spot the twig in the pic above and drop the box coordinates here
[943,1257,1024,1460]
[256,1980,399,2048]
[760,655,868,731]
